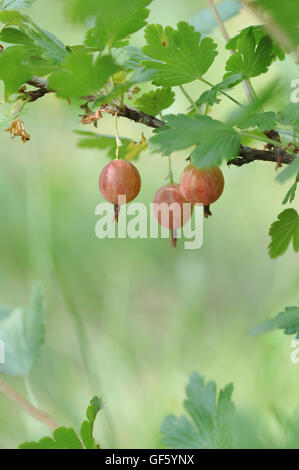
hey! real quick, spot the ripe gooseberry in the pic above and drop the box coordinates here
[153,183,193,247]
[180,164,224,215]
[99,159,141,221]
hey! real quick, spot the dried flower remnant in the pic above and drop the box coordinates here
[81,105,103,125]
[5,119,30,143]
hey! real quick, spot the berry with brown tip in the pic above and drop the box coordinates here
[99,159,141,220]
[153,183,193,247]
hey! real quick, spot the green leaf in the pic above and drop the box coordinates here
[48,51,119,99]
[190,0,242,36]
[20,427,83,449]
[161,371,235,449]
[0,0,36,10]
[75,131,146,161]
[0,45,54,98]
[277,103,299,133]
[80,396,104,449]
[19,395,104,449]
[237,111,277,131]
[253,0,299,49]
[82,0,152,51]
[226,25,285,61]
[249,306,299,339]
[150,114,240,167]
[225,28,273,79]
[276,158,299,184]
[134,87,175,116]
[142,22,218,86]
[22,24,69,64]
[0,9,27,24]
[0,284,46,376]
[282,176,298,205]
[0,46,32,97]
[268,208,299,258]
[195,73,242,107]
[0,26,34,45]
[0,13,68,66]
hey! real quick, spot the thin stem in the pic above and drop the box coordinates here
[179,85,201,113]
[207,0,230,42]
[171,229,177,248]
[24,375,38,409]
[115,112,122,158]
[0,376,59,431]
[206,0,255,103]
[247,78,264,112]
[199,77,242,107]
[168,154,174,184]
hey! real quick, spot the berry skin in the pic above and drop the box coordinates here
[99,159,141,205]
[153,183,193,230]
[180,164,224,206]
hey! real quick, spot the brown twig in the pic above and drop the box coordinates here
[100,104,164,129]
[0,376,59,431]
[24,78,296,165]
[228,146,295,167]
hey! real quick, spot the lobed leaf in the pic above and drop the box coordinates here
[48,51,119,99]
[134,87,175,116]
[142,22,218,86]
[268,208,299,258]
[19,395,104,449]
[150,114,240,167]
[80,0,152,51]
[249,306,299,339]
[226,25,285,61]
[236,111,278,132]
[161,371,235,449]
[20,427,83,449]
[225,28,273,79]
[80,396,104,449]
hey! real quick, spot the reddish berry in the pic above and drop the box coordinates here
[180,164,224,206]
[153,183,193,245]
[99,159,141,205]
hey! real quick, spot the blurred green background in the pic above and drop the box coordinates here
[0,0,298,449]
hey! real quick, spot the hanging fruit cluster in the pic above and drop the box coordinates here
[99,156,224,246]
